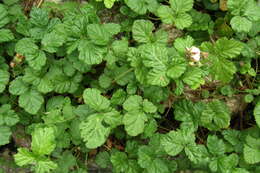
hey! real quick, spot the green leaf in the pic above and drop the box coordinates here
[0,4,10,28]
[0,69,9,93]
[15,38,46,70]
[243,0,260,21]
[31,127,56,156]
[244,135,260,164]
[227,0,247,16]
[123,95,143,112]
[19,89,44,115]
[9,77,29,95]
[132,20,154,43]
[215,38,243,59]
[78,40,106,65]
[157,5,175,24]
[138,146,171,173]
[111,151,142,173]
[124,0,147,14]
[174,35,194,54]
[201,100,231,130]
[29,7,49,27]
[87,23,120,46]
[161,128,196,156]
[123,111,148,136]
[230,16,252,33]
[174,12,192,29]
[143,99,157,113]
[35,159,58,173]
[207,135,225,156]
[42,32,65,53]
[167,59,187,79]
[0,126,11,146]
[0,29,14,43]
[182,67,205,89]
[0,104,19,126]
[170,0,194,13]
[80,113,110,149]
[141,44,169,86]
[83,88,110,112]
[210,55,236,82]
[104,0,116,8]
[95,151,111,169]
[174,99,203,131]
[253,102,260,128]
[14,148,35,166]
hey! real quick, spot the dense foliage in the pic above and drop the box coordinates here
[0,0,260,172]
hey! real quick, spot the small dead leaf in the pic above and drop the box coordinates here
[220,0,228,11]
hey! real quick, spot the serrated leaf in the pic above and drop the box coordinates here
[35,159,58,173]
[157,5,175,24]
[83,88,110,112]
[0,29,14,43]
[215,38,243,59]
[123,95,142,112]
[78,40,106,65]
[0,69,9,93]
[19,89,44,114]
[29,7,49,27]
[230,16,252,33]
[170,0,194,13]
[123,111,148,136]
[87,24,118,46]
[207,135,225,156]
[141,44,169,86]
[174,36,194,54]
[42,32,65,53]
[0,4,10,28]
[104,0,116,8]
[253,102,260,128]
[174,12,192,29]
[210,56,236,82]
[124,0,147,14]
[9,77,29,95]
[0,104,19,126]
[0,126,11,146]
[243,135,260,164]
[201,100,231,130]
[80,113,110,149]
[182,67,205,89]
[138,146,170,173]
[161,128,196,156]
[14,148,35,166]
[132,20,154,43]
[31,127,56,156]
[143,99,157,113]
[167,60,187,79]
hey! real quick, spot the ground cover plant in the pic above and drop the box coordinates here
[0,0,260,172]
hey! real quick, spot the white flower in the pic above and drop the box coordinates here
[187,46,201,62]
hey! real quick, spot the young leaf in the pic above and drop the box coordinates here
[83,88,110,112]
[253,102,260,128]
[31,127,56,156]
[123,111,148,136]
[201,100,231,130]
[0,126,11,146]
[14,148,36,166]
[0,104,19,126]
[18,89,44,115]
[0,69,9,93]
[244,135,260,164]
[132,20,154,43]
[80,113,110,149]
